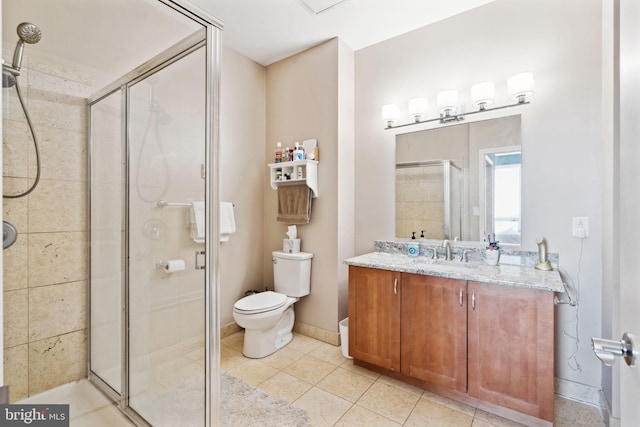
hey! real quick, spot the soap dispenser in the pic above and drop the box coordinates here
[408,232,419,257]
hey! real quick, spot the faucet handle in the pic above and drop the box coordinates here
[460,250,471,262]
[430,247,437,260]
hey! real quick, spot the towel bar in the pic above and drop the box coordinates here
[157,200,191,208]
[157,200,235,208]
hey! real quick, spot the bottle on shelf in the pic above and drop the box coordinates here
[294,142,304,161]
[275,142,283,163]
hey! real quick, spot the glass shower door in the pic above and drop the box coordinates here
[90,90,124,395]
[127,46,207,426]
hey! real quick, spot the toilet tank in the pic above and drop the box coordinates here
[272,251,313,297]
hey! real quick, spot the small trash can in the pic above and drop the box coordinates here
[339,317,353,359]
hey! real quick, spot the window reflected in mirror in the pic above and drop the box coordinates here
[481,150,521,244]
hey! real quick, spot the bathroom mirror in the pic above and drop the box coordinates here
[395,115,521,244]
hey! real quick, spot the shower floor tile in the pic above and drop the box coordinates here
[17,379,133,426]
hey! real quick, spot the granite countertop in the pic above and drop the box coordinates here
[344,252,564,293]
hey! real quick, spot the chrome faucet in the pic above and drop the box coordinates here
[460,250,471,262]
[442,239,452,261]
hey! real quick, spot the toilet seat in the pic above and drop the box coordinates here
[234,291,287,315]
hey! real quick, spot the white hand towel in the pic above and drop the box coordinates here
[190,201,205,244]
[220,202,236,242]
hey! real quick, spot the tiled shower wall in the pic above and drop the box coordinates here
[3,52,91,402]
[395,166,445,240]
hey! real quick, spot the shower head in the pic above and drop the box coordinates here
[17,23,42,44]
[11,22,42,72]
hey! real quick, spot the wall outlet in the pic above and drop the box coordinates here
[572,217,589,238]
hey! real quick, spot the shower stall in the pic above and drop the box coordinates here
[396,160,463,240]
[88,18,221,427]
[3,0,222,425]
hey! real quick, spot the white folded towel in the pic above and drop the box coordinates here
[220,202,236,242]
[190,201,205,244]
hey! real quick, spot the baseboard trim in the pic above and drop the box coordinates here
[554,377,603,407]
[219,321,339,346]
[293,322,339,346]
[220,322,242,339]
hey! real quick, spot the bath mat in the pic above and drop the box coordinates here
[136,372,310,426]
[221,373,310,427]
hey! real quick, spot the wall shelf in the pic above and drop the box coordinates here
[268,159,318,198]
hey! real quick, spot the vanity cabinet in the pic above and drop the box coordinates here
[401,273,467,392]
[348,266,401,371]
[467,281,555,421]
[348,267,555,423]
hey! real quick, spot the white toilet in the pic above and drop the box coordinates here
[233,251,313,358]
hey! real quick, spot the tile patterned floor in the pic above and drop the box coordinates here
[17,331,606,426]
[222,331,607,427]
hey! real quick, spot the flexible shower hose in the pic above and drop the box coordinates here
[3,79,41,198]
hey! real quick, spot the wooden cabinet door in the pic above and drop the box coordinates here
[467,281,555,421]
[348,266,401,371]
[401,273,467,392]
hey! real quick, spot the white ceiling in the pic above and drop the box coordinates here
[2,0,496,79]
[193,0,496,65]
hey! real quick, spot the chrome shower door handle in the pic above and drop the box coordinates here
[591,333,637,367]
[195,250,205,270]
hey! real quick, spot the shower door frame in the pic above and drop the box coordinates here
[87,1,222,425]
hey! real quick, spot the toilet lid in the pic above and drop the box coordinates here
[234,291,287,314]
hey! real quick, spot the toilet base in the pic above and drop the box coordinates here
[242,306,295,358]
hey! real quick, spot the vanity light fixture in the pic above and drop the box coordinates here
[507,71,535,103]
[471,81,495,110]
[382,103,400,127]
[436,90,459,118]
[408,97,428,122]
[383,72,534,129]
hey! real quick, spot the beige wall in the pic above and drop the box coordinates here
[336,40,355,325]
[355,0,604,390]
[265,39,354,335]
[219,46,267,326]
[3,50,90,402]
